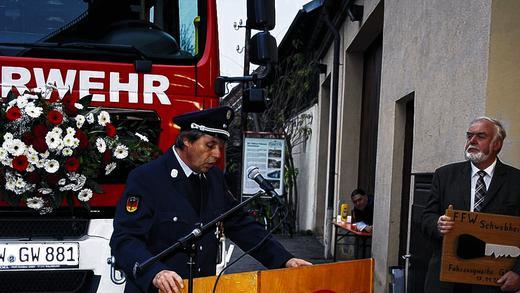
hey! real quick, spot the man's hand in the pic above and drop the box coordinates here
[153,270,184,293]
[285,258,312,268]
[437,215,454,234]
[497,271,520,292]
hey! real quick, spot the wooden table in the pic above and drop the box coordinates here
[333,221,372,261]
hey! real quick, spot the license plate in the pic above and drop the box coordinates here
[0,242,79,269]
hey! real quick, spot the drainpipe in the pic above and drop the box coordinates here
[323,10,340,259]
[324,13,340,217]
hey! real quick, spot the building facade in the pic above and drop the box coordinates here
[283,0,520,292]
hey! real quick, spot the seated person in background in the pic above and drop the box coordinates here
[350,188,374,232]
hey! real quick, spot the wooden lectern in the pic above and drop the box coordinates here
[159,259,374,293]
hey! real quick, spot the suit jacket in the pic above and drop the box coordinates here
[421,160,520,293]
[110,148,293,293]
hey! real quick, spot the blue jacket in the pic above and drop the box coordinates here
[110,148,293,293]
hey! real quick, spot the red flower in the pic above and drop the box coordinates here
[102,150,112,164]
[62,94,79,116]
[26,172,41,184]
[48,90,60,103]
[32,137,48,153]
[12,155,29,172]
[64,104,78,116]
[47,109,63,125]
[105,123,117,138]
[64,157,80,172]
[46,174,61,187]
[6,106,21,121]
[22,132,35,145]
[75,130,89,150]
[33,124,49,138]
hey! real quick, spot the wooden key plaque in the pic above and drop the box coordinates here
[440,208,520,286]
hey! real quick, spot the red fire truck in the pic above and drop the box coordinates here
[0,0,222,291]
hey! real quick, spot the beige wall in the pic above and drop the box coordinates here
[312,0,518,292]
[486,0,520,168]
[376,1,493,292]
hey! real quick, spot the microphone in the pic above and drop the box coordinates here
[246,166,283,200]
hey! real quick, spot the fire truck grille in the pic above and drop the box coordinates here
[0,219,89,239]
[0,270,96,292]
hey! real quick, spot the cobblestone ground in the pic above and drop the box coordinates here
[224,233,333,274]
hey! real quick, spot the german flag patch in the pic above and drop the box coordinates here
[126,195,140,213]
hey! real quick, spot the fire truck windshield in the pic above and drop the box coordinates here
[0,0,205,63]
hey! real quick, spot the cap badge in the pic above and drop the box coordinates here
[126,196,140,213]
[226,110,232,120]
[170,169,178,178]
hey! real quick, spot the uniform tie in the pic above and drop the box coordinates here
[474,170,487,212]
[188,173,203,214]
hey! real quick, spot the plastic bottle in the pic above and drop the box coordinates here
[340,203,349,221]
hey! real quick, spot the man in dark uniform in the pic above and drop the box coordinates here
[421,117,520,293]
[110,106,311,293]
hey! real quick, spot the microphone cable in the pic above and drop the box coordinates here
[211,201,289,293]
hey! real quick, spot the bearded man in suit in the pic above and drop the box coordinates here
[422,117,520,293]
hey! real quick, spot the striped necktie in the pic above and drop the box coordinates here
[474,170,487,212]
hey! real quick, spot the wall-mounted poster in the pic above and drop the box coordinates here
[242,135,285,197]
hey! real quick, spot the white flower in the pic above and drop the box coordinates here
[35,160,45,169]
[2,158,12,167]
[86,113,95,124]
[3,133,13,142]
[26,164,35,172]
[72,138,80,149]
[62,148,73,156]
[75,115,85,128]
[63,134,78,148]
[74,103,84,110]
[40,151,50,159]
[77,189,93,202]
[105,162,117,175]
[14,177,26,189]
[16,95,29,108]
[66,127,76,136]
[0,148,7,160]
[45,132,63,150]
[44,159,60,173]
[25,104,43,118]
[114,144,128,159]
[135,132,149,142]
[26,197,44,210]
[50,126,63,136]
[38,188,52,194]
[8,139,26,156]
[5,178,16,191]
[27,152,39,164]
[96,138,106,153]
[97,111,111,126]
[22,93,39,100]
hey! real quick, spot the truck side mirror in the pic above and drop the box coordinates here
[249,31,277,65]
[246,0,275,30]
[214,77,226,97]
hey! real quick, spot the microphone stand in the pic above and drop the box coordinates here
[133,190,283,293]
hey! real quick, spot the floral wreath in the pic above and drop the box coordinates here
[0,85,159,214]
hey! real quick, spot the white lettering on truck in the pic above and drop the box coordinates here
[1,66,171,105]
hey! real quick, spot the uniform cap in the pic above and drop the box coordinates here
[173,106,235,140]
